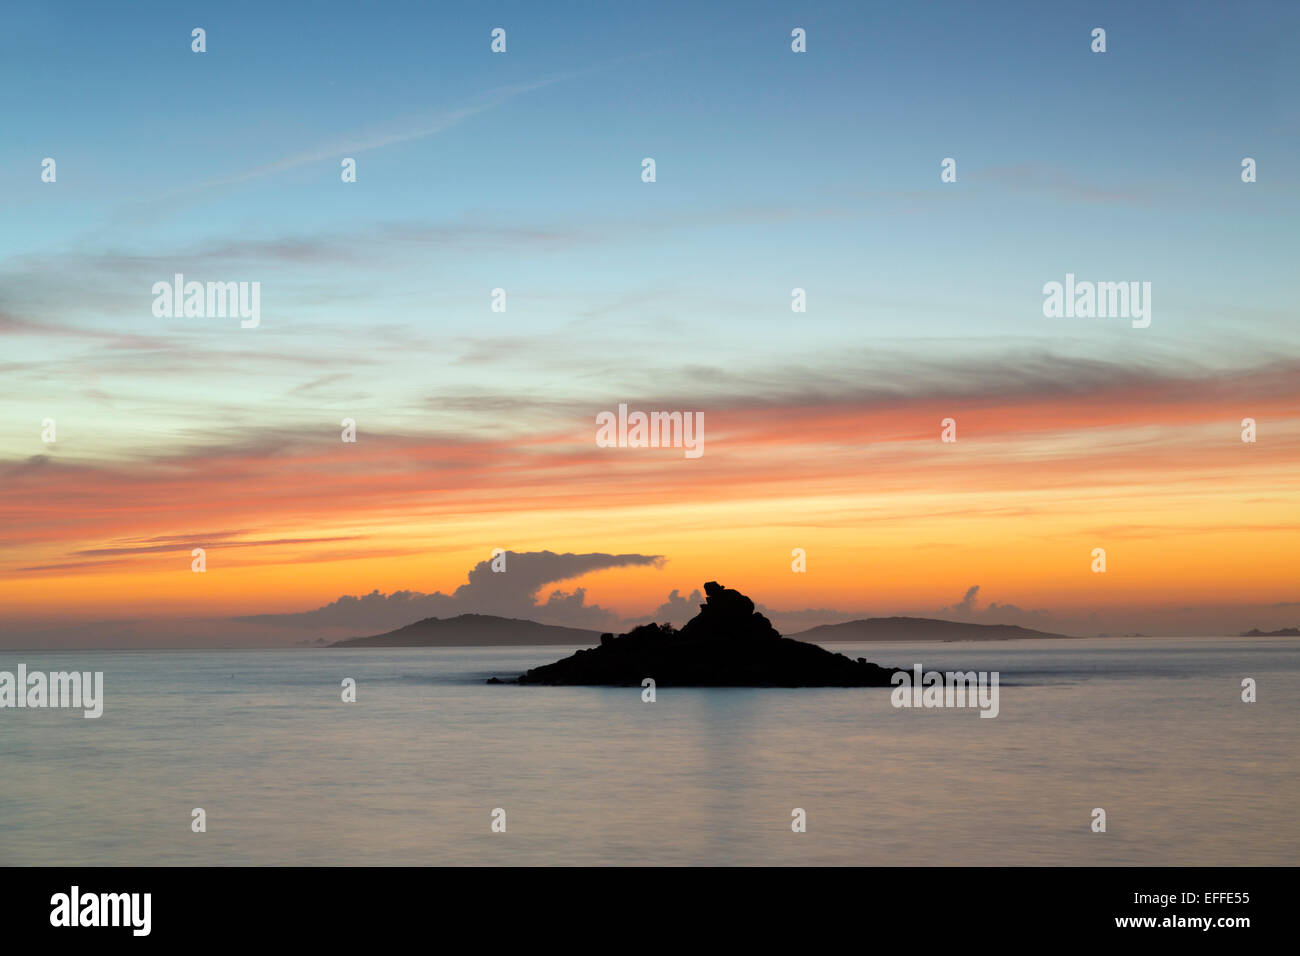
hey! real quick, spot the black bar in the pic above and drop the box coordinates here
[2,866,1281,942]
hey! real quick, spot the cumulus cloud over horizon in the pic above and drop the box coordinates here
[935,585,1055,628]
[234,550,665,633]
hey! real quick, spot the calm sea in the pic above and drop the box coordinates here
[1,638,1295,866]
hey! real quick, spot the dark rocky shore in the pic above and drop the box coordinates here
[490,581,902,687]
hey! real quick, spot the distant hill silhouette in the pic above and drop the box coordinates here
[789,617,1071,642]
[330,608,1072,650]
[1239,627,1300,637]
[332,614,601,647]
[495,581,902,687]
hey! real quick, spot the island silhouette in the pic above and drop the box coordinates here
[489,581,904,687]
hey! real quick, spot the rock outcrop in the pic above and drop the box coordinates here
[497,581,901,687]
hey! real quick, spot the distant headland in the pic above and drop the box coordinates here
[787,618,1071,642]
[331,614,601,647]
[490,581,903,687]
[332,603,1071,650]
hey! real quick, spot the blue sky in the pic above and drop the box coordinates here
[1,0,1297,444]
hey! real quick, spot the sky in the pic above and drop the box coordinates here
[1,0,1298,646]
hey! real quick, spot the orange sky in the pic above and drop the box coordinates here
[5,365,1298,638]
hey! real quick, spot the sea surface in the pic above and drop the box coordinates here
[1,638,1296,866]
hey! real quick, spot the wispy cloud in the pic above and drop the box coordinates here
[967,163,1155,205]
[153,73,573,207]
